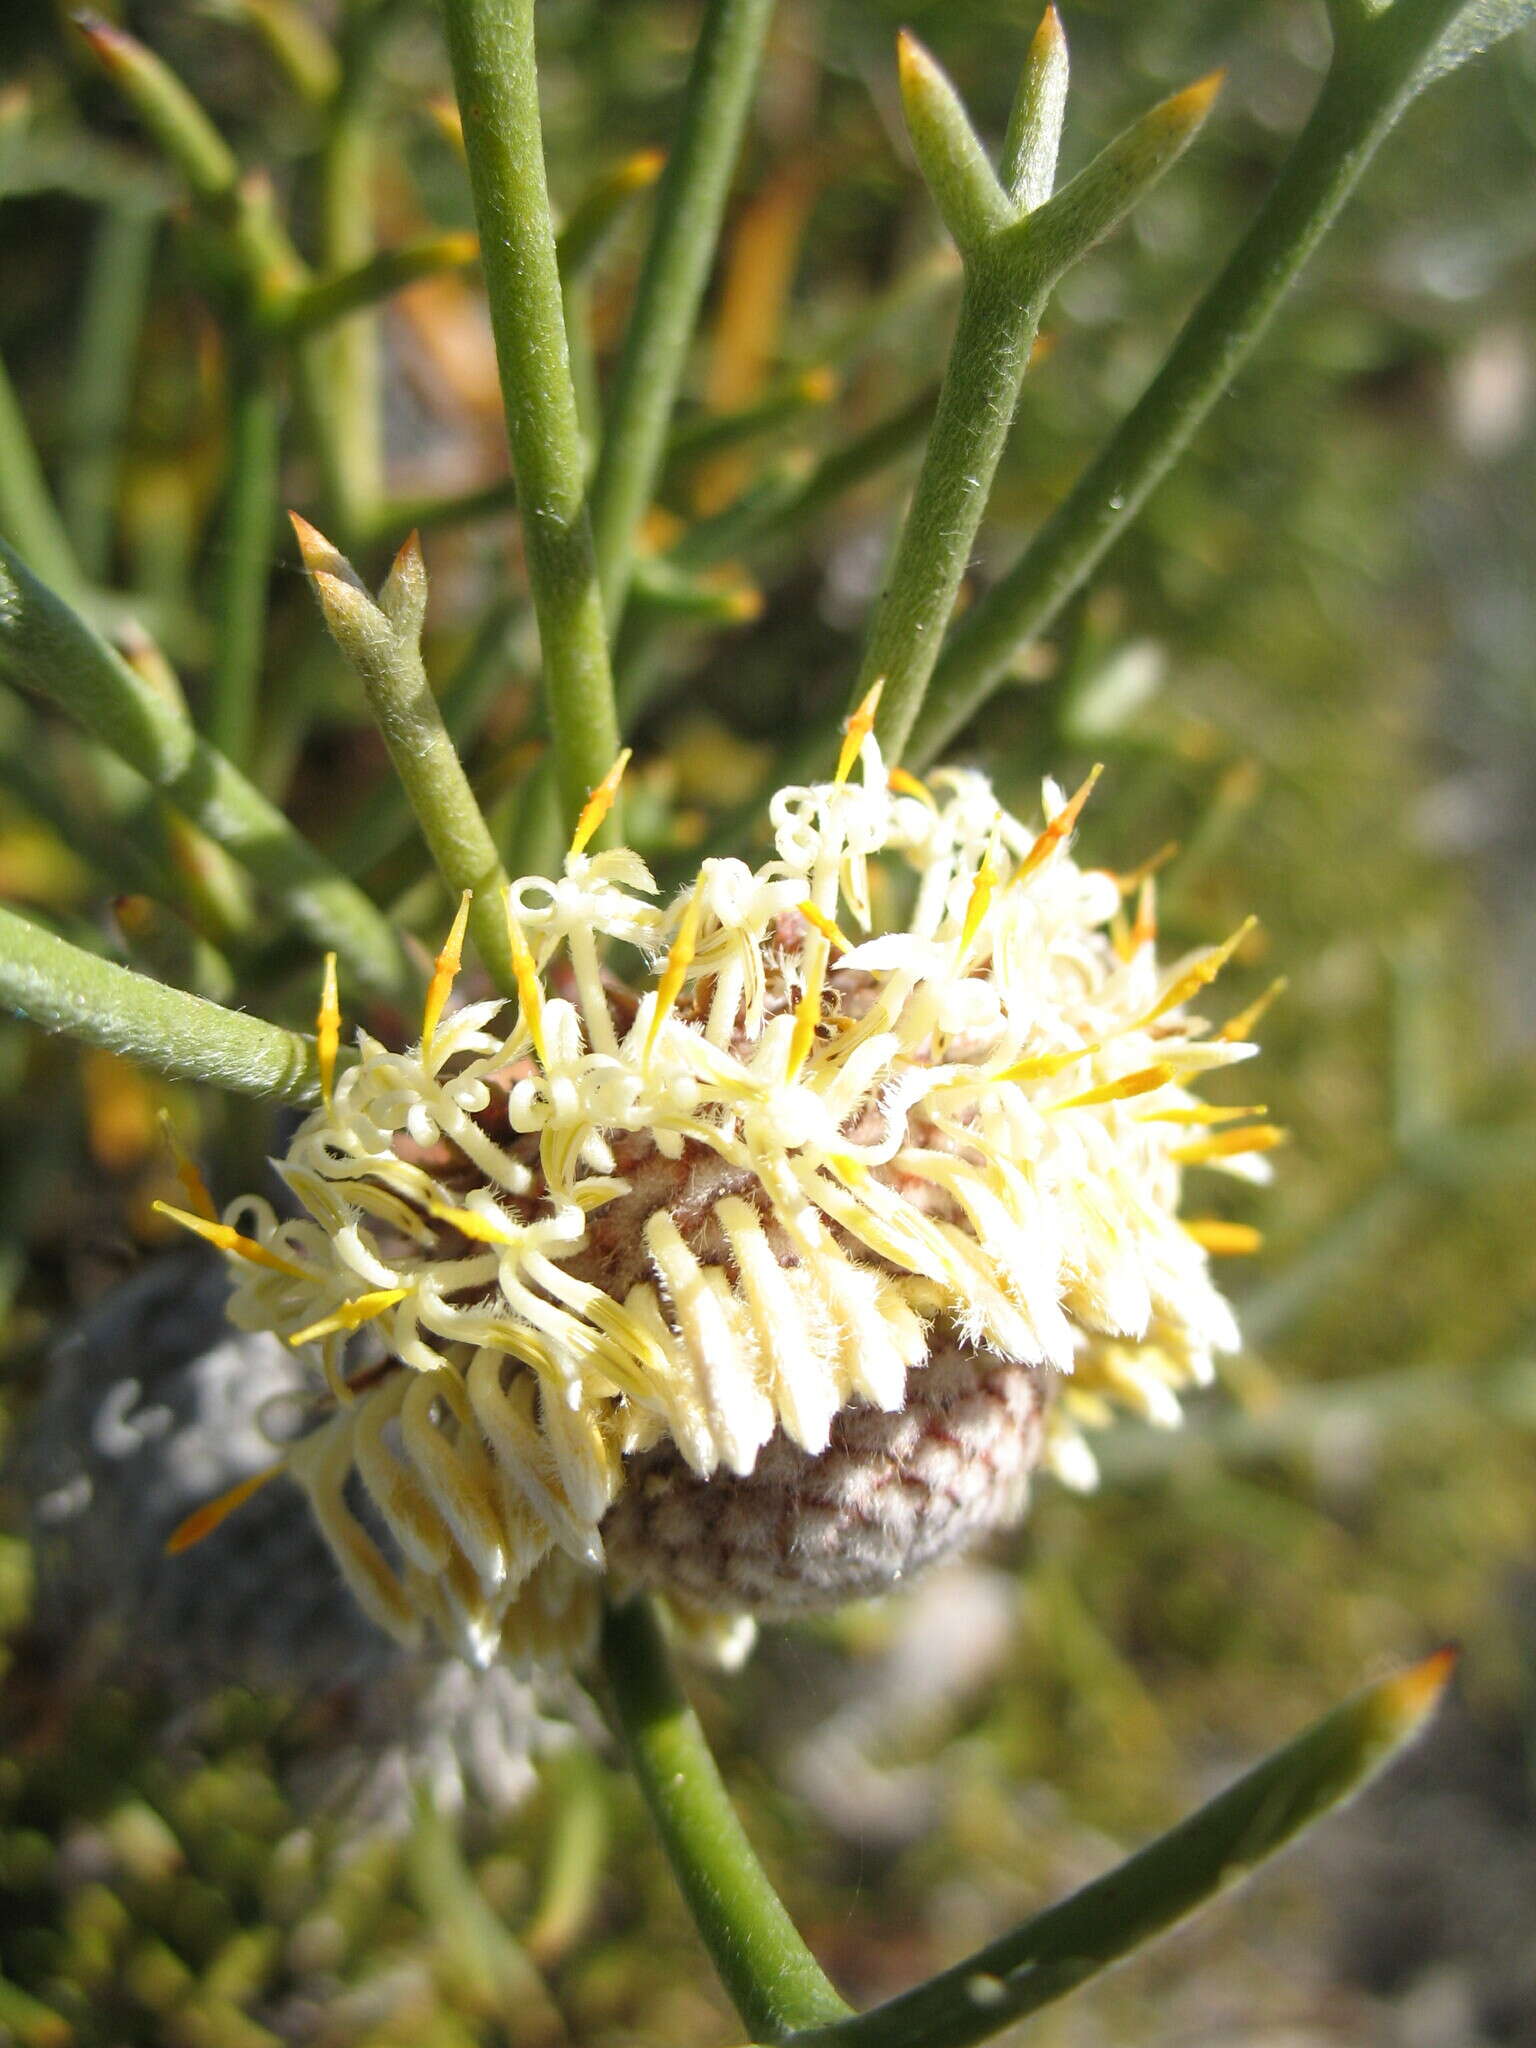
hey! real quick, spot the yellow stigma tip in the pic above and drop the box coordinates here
[1054,1063,1175,1112]
[995,1041,1101,1084]
[570,748,632,857]
[788,946,828,1078]
[1017,763,1103,881]
[1218,974,1288,1043]
[317,952,340,1106]
[423,890,472,1053]
[157,1110,217,1222]
[1146,915,1259,1025]
[835,678,884,784]
[960,820,1003,955]
[1182,1218,1263,1256]
[428,1197,516,1246]
[503,903,549,1068]
[1130,874,1158,952]
[166,1462,283,1555]
[152,1201,308,1278]
[287,1288,409,1347]
[647,886,703,1062]
[888,765,938,811]
[1170,1123,1286,1165]
[798,901,853,954]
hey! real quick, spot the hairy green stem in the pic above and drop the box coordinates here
[587,0,777,628]
[600,1598,851,2043]
[0,904,323,1102]
[856,262,1045,763]
[444,0,621,837]
[206,350,281,765]
[0,539,411,1001]
[326,595,522,877]
[908,0,1468,766]
[296,525,518,994]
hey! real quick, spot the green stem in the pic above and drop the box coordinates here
[587,0,777,629]
[298,0,405,543]
[271,232,479,340]
[856,261,1045,764]
[299,528,518,995]
[908,0,1467,767]
[0,352,86,604]
[0,539,411,1002]
[61,207,158,582]
[326,595,521,876]
[599,1597,851,2044]
[206,349,281,765]
[0,903,323,1102]
[792,1655,1454,2048]
[664,366,835,470]
[443,0,621,837]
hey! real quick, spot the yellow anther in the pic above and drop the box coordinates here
[422,890,472,1053]
[152,1201,308,1278]
[157,1109,217,1222]
[317,951,340,1106]
[1171,1123,1286,1165]
[1140,1101,1268,1126]
[1053,1063,1175,1111]
[835,678,884,784]
[287,1288,409,1347]
[1015,763,1103,882]
[1143,915,1258,1027]
[788,941,829,1078]
[646,885,704,1063]
[887,764,938,811]
[427,1197,518,1246]
[570,747,632,857]
[503,902,549,1069]
[798,901,853,954]
[166,1461,284,1555]
[993,1041,1102,1084]
[959,820,1003,956]
[1217,974,1288,1043]
[1182,1219,1263,1256]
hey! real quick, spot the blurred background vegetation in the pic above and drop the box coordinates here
[1,0,1535,2041]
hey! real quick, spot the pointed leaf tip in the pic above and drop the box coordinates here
[1032,5,1066,53]
[1374,1644,1459,1734]
[289,510,368,595]
[1167,68,1225,127]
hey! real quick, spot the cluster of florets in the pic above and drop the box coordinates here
[162,710,1276,1670]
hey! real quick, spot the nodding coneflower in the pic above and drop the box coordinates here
[158,689,1279,1672]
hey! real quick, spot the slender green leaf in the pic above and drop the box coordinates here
[0,538,412,1000]
[793,1654,1457,2048]
[0,903,324,1101]
[897,31,1012,252]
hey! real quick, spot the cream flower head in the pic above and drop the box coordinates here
[160,694,1278,1671]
